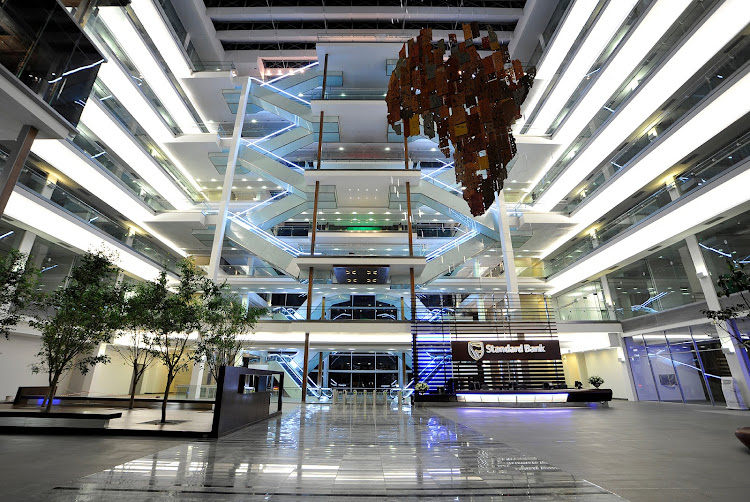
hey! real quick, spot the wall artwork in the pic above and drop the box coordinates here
[386,23,535,216]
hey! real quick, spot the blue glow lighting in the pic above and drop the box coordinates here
[250,77,311,106]
[48,59,105,84]
[41,264,59,273]
[425,229,479,262]
[699,242,733,258]
[228,212,303,257]
[247,143,305,172]
[234,190,290,218]
[0,230,14,240]
[631,291,669,312]
[263,62,319,85]
[242,124,296,146]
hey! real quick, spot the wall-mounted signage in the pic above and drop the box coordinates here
[451,340,561,361]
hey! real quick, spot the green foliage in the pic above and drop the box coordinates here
[141,258,213,422]
[111,281,161,408]
[0,248,40,339]
[703,260,750,352]
[29,250,126,410]
[588,375,604,388]
[194,284,266,382]
[415,382,429,392]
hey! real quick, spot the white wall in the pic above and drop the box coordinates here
[0,334,49,400]
[581,348,634,400]
[87,346,136,396]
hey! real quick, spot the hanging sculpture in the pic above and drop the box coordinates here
[386,23,535,216]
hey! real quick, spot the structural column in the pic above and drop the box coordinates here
[494,190,519,306]
[0,125,38,218]
[208,77,251,280]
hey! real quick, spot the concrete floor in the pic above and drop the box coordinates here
[0,401,748,501]
[430,401,750,502]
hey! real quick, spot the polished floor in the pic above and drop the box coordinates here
[29,403,624,501]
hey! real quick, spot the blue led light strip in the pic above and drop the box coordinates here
[425,229,479,262]
[263,62,319,86]
[249,77,311,106]
[228,212,302,257]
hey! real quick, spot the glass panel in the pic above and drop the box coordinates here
[0,0,103,126]
[625,335,659,401]
[327,372,350,389]
[665,327,711,404]
[351,355,375,371]
[376,355,398,371]
[328,354,351,371]
[643,332,682,402]
[376,373,399,389]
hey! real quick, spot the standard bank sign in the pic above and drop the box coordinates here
[451,340,561,361]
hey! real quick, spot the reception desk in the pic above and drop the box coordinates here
[414,388,613,408]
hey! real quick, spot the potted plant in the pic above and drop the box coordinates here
[588,375,604,389]
[415,382,429,395]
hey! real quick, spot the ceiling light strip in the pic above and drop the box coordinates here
[534,0,749,212]
[97,7,200,134]
[527,0,639,135]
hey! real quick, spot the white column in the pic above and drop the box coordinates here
[208,77,252,280]
[76,343,108,396]
[495,190,519,304]
[189,359,206,399]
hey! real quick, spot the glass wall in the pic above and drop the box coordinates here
[608,240,704,319]
[625,324,731,404]
[322,352,402,391]
[553,281,610,321]
[0,0,103,126]
[697,208,750,284]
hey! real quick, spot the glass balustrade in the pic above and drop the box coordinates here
[544,129,750,277]
[86,12,181,134]
[71,124,172,211]
[545,0,654,136]
[529,0,721,202]
[565,37,750,213]
[92,79,202,201]
[14,164,179,273]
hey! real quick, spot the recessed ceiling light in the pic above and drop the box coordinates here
[338,147,344,151]
[385,147,391,151]
[251,119,257,123]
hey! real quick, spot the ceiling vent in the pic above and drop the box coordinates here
[703,216,724,226]
[646,245,661,252]
[631,190,645,199]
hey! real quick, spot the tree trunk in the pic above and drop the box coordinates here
[44,372,61,413]
[160,373,173,423]
[129,362,139,410]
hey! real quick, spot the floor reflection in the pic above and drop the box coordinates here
[36,403,626,500]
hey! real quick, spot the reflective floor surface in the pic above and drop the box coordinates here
[34,403,626,501]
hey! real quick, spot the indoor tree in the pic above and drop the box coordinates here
[703,260,750,352]
[144,259,211,424]
[30,250,127,412]
[194,284,266,384]
[112,282,160,410]
[0,248,40,340]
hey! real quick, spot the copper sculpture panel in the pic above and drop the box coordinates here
[386,24,535,216]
